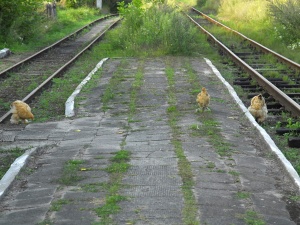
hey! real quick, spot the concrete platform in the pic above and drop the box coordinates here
[0,57,299,225]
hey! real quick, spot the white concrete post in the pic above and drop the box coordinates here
[96,0,102,9]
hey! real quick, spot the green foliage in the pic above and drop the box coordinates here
[50,199,72,211]
[286,118,300,130]
[60,0,95,8]
[0,6,101,52]
[198,0,221,13]
[0,147,27,179]
[104,0,131,13]
[111,150,131,163]
[218,0,268,22]
[205,0,299,63]
[243,210,266,225]
[0,0,43,44]
[111,1,210,56]
[268,0,300,48]
[105,162,130,173]
[197,0,207,7]
[58,159,84,185]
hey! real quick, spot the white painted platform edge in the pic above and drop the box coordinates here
[0,147,37,200]
[65,58,109,117]
[205,58,300,191]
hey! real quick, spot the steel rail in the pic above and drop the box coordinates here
[186,13,300,117]
[191,7,300,71]
[0,17,120,123]
[0,14,117,78]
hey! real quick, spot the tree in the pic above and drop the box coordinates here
[0,0,43,43]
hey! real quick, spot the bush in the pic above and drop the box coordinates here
[59,0,95,8]
[198,0,221,13]
[0,0,43,44]
[110,0,210,56]
[268,0,300,48]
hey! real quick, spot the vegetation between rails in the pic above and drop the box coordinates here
[94,150,130,225]
[198,0,300,63]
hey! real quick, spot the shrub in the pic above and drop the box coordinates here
[268,0,300,48]
[198,0,221,13]
[0,0,43,44]
[111,0,210,56]
[59,0,95,8]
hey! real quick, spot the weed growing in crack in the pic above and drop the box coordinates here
[94,149,131,225]
[50,199,72,211]
[58,159,84,185]
[165,62,200,225]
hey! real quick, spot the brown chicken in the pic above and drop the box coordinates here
[248,94,268,123]
[196,87,210,112]
[10,100,34,124]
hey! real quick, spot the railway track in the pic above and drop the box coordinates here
[187,8,300,147]
[0,15,120,124]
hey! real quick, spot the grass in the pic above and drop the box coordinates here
[58,159,84,185]
[236,191,251,199]
[50,199,72,211]
[243,210,266,225]
[101,60,129,112]
[80,183,104,193]
[128,66,144,122]
[33,51,107,121]
[0,147,28,179]
[193,113,233,157]
[165,62,200,225]
[11,1,215,122]
[1,6,103,53]
[2,1,293,224]
[199,0,300,63]
[94,149,131,225]
[180,60,269,224]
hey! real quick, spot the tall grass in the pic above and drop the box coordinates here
[107,1,211,56]
[218,0,268,22]
[198,0,300,63]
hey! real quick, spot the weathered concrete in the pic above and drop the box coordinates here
[0,57,299,225]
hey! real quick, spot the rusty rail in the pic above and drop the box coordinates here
[0,17,120,123]
[191,7,300,71]
[0,15,117,78]
[186,11,300,117]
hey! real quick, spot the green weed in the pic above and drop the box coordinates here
[236,191,250,199]
[165,60,200,225]
[112,1,211,56]
[243,210,266,225]
[129,69,144,121]
[58,159,84,185]
[0,147,28,179]
[111,150,131,163]
[206,161,215,169]
[50,199,72,211]
[105,162,130,173]
[80,183,104,192]
[94,149,131,225]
